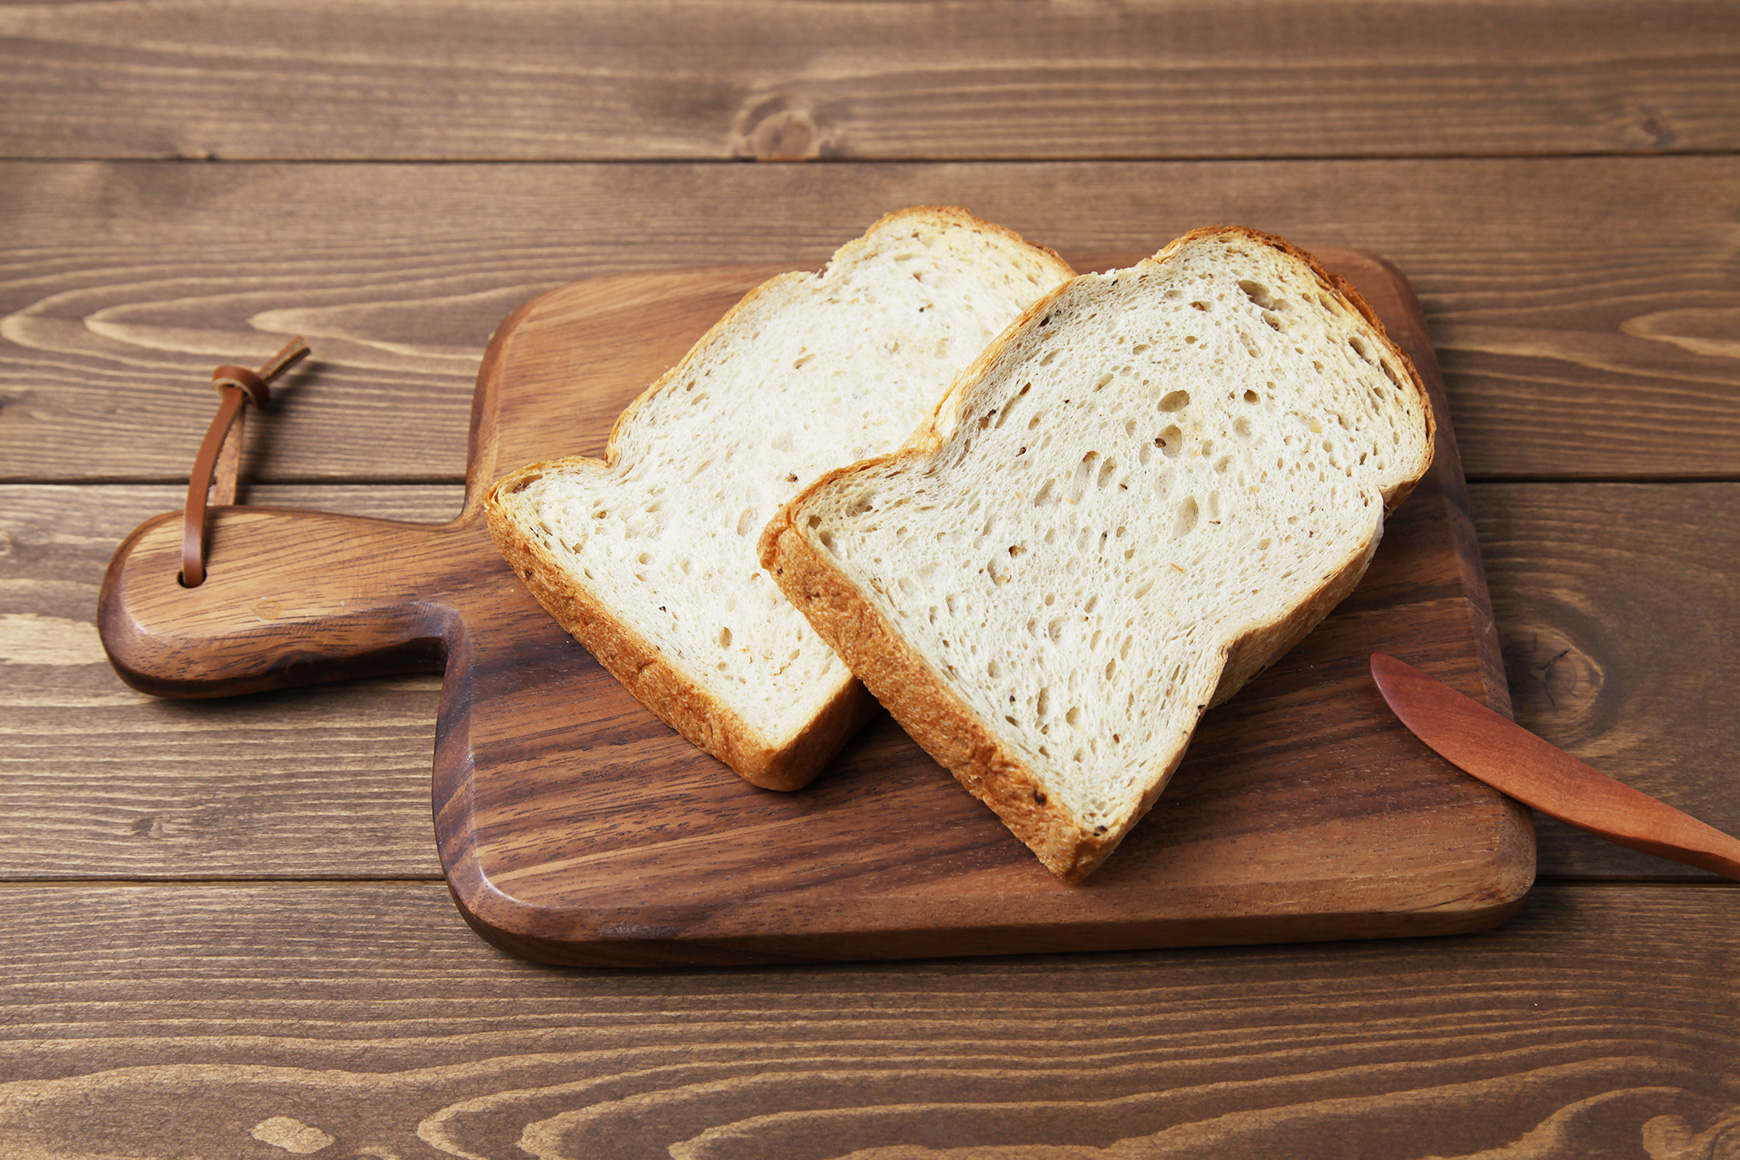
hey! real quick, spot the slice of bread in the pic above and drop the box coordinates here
[760,227,1436,879]
[486,207,1074,791]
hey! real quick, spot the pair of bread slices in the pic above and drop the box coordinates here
[487,207,1435,882]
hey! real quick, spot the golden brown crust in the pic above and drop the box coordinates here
[764,225,1437,878]
[486,207,1070,792]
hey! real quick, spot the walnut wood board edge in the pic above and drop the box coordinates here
[96,248,1532,967]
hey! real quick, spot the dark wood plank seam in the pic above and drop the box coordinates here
[3,150,1740,166]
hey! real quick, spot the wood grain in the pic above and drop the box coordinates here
[1,4,1732,1151]
[5,158,1739,484]
[1,0,1736,162]
[0,483,451,879]
[1,882,1736,1158]
[1471,482,1740,881]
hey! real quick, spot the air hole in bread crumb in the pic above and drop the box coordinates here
[1156,425,1183,458]
[1238,279,1279,310]
[1175,495,1200,536]
[1184,336,1198,344]
[1159,390,1190,413]
[735,509,756,536]
[1349,335,1374,363]
[1069,452,1099,503]
[718,627,732,648]
[1262,312,1283,331]
[1096,372,1115,392]
[509,473,540,493]
[1132,343,1151,354]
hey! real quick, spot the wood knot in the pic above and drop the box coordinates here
[1637,112,1677,148]
[735,98,822,161]
[1504,631,1603,732]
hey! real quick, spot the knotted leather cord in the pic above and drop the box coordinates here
[180,338,310,587]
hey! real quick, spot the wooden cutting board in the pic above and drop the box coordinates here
[99,248,1534,967]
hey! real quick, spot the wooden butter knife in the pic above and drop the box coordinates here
[1370,652,1740,882]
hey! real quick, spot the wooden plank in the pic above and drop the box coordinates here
[1471,481,1740,881]
[0,484,452,879]
[4,158,1738,484]
[1,881,1736,1157]
[5,480,1734,885]
[1,0,1736,161]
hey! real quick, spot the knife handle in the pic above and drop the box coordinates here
[98,505,500,697]
[1573,774,1740,882]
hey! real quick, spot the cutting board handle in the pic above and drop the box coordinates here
[98,505,499,697]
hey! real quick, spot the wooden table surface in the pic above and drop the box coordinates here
[3,3,1737,1156]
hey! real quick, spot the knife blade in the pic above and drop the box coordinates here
[1370,652,1740,882]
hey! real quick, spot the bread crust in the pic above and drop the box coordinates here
[762,226,1435,877]
[488,207,1074,791]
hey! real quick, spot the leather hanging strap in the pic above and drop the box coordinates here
[181,338,310,587]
